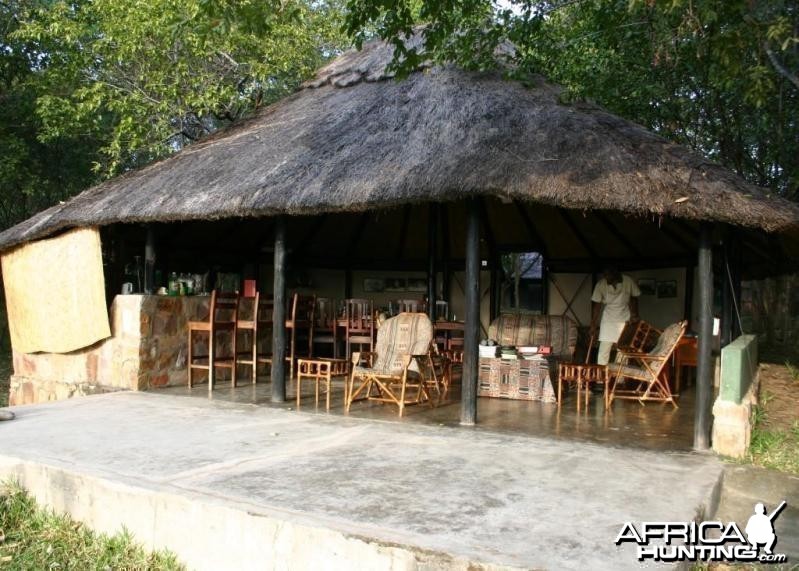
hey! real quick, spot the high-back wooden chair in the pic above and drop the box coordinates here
[286,293,316,379]
[188,290,239,392]
[236,291,260,385]
[312,297,338,357]
[255,293,315,380]
[344,298,374,358]
[254,294,276,376]
[395,299,424,314]
[608,320,687,408]
[346,312,436,416]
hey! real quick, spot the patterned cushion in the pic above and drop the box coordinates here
[367,312,434,376]
[488,313,578,361]
[650,322,685,357]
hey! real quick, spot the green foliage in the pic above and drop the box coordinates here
[0,482,183,569]
[13,0,347,176]
[0,0,105,230]
[343,0,799,200]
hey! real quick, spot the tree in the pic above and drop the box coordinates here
[343,0,799,200]
[13,0,348,176]
[0,0,105,230]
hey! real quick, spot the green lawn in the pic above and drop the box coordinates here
[0,482,183,570]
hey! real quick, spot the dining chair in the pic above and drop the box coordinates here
[312,297,338,358]
[187,290,239,392]
[344,298,373,358]
[286,293,316,380]
[395,299,424,314]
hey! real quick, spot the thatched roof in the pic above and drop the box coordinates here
[1,34,798,254]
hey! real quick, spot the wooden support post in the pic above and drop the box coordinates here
[489,259,499,321]
[461,198,480,426]
[144,225,156,294]
[271,216,287,403]
[694,222,714,451]
[427,203,438,320]
[684,264,695,329]
[730,232,743,340]
[441,204,451,304]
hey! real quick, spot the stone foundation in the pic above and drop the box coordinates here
[9,295,221,405]
[711,372,759,459]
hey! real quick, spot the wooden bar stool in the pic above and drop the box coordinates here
[236,291,260,385]
[188,290,239,392]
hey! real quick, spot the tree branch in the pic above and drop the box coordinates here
[765,45,799,90]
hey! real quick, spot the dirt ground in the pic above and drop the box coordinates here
[758,349,799,432]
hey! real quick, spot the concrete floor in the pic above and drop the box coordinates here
[159,376,697,451]
[0,391,721,570]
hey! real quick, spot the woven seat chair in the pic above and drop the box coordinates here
[346,312,437,416]
[608,320,687,408]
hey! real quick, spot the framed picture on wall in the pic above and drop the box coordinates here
[384,277,407,292]
[407,278,427,292]
[637,278,656,296]
[656,280,678,298]
[363,278,385,293]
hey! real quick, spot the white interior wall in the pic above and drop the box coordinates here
[265,265,695,336]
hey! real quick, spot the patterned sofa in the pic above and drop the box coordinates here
[479,312,579,401]
[487,312,579,362]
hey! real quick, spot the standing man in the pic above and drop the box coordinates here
[590,266,640,365]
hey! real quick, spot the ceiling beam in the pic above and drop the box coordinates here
[513,200,548,257]
[595,212,643,258]
[559,209,598,259]
[346,213,370,259]
[294,214,327,259]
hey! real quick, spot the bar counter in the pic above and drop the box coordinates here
[10,294,212,405]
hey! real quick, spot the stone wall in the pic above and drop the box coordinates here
[9,295,213,405]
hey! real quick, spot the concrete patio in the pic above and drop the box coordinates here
[0,392,723,570]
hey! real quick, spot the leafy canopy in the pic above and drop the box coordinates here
[343,0,799,199]
[13,0,347,175]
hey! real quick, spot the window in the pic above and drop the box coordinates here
[499,252,545,313]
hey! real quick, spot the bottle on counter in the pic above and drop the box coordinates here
[168,272,180,296]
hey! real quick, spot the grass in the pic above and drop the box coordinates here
[0,482,183,570]
[0,349,10,408]
[747,389,799,476]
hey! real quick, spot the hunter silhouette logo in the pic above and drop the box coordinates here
[615,500,789,563]
[745,501,786,556]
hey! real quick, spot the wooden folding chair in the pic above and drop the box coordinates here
[608,321,687,408]
[346,312,436,416]
[187,290,239,392]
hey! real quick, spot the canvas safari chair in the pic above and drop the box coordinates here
[608,320,687,408]
[346,312,437,416]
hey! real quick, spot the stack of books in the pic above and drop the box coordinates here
[499,346,518,360]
